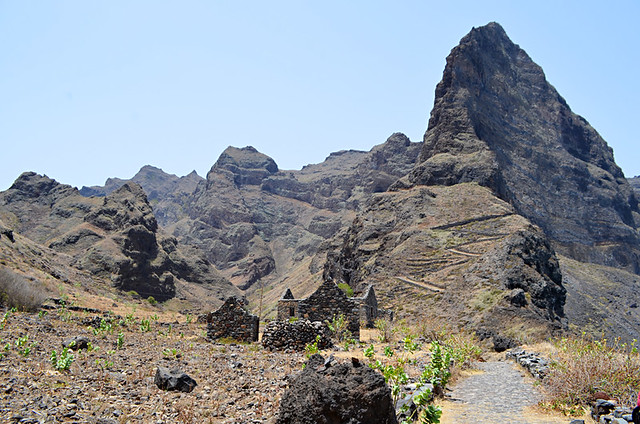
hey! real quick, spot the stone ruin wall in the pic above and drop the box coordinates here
[206,296,259,343]
[276,282,386,340]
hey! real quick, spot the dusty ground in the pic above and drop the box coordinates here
[0,306,303,423]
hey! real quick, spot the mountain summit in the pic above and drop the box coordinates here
[406,22,640,272]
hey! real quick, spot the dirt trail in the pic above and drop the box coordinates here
[440,361,570,424]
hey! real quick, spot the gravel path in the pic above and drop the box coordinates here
[443,361,567,424]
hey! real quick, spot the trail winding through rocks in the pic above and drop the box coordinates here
[441,361,568,424]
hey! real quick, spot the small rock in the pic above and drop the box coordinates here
[154,367,197,393]
[62,336,90,351]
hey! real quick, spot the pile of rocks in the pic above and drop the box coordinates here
[589,399,637,424]
[262,319,332,352]
[505,349,550,380]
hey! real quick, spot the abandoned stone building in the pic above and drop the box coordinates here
[277,280,381,340]
[206,296,259,343]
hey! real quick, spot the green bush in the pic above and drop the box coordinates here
[50,346,74,371]
[337,282,354,297]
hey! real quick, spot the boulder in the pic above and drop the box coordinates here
[276,354,397,424]
[62,336,90,351]
[154,367,197,393]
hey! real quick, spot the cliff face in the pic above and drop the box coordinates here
[406,22,640,272]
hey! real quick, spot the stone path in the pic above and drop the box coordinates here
[441,361,568,424]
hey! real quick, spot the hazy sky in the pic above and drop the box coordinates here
[1,1,638,190]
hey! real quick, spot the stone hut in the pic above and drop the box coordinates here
[207,296,259,343]
[277,280,381,340]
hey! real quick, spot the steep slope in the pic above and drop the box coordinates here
[0,172,238,303]
[324,183,566,340]
[403,22,640,273]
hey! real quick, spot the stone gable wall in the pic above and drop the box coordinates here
[207,297,259,342]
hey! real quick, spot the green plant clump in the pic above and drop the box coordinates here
[50,346,74,371]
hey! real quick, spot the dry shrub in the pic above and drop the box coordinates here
[0,267,48,311]
[543,334,640,408]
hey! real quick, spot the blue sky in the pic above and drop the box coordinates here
[1,1,638,190]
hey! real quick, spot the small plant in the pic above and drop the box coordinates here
[147,296,157,305]
[16,335,36,357]
[92,318,113,338]
[139,318,151,332]
[326,313,351,342]
[375,318,394,343]
[0,311,10,330]
[421,340,452,396]
[304,335,321,358]
[337,282,354,297]
[116,332,124,350]
[288,316,299,323]
[162,347,181,358]
[185,314,193,324]
[96,357,114,371]
[37,310,48,319]
[343,338,358,352]
[50,346,74,371]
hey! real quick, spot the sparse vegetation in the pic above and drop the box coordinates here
[542,334,640,414]
[0,267,47,311]
[50,346,74,371]
[337,282,354,297]
[375,317,394,343]
[326,313,351,342]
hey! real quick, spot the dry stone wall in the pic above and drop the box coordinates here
[206,296,259,343]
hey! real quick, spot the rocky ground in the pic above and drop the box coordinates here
[0,307,303,423]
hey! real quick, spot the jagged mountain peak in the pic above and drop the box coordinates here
[210,146,279,186]
[408,21,639,273]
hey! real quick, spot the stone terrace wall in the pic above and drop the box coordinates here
[207,296,259,343]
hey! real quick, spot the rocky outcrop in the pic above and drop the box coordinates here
[80,165,203,227]
[276,354,397,424]
[324,183,566,338]
[406,22,640,274]
[0,173,238,303]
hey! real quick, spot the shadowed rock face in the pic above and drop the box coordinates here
[407,22,640,273]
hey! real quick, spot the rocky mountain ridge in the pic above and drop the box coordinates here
[0,172,238,304]
[1,22,639,342]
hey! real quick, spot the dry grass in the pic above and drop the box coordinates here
[0,267,48,311]
[542,334,640,410]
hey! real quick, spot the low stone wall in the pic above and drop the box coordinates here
[206,297,259,343]
[262,319,332,352]
[505,349,550,380]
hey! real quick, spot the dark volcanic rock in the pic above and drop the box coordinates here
[154,367,197,393]
[276,354,397,424]
[468,226,566,320]
[406,22,640,273]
